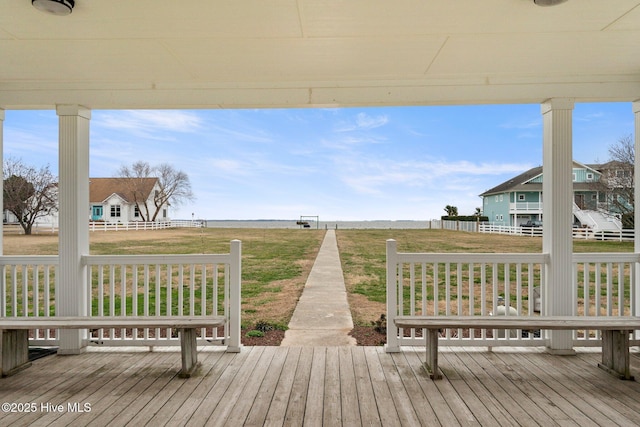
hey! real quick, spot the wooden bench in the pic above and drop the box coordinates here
[0,316,226,379]
[394,315,640,380]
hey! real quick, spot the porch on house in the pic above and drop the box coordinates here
[2,345,640,426]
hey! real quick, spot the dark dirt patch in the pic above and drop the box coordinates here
[240,326,388,346]
[349,325,387,346]
[241,328,286,346]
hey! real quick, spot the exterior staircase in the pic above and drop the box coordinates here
[572,203,622,232]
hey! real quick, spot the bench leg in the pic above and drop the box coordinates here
[599,329,633,380]
[1,329,32,377]
[424,328,442,380]
[178,328,199,378]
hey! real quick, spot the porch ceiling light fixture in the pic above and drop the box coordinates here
[533,0,568,6]
[32,0,75,16]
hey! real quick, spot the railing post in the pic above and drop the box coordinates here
[385,239,400,353]
[227,239,242,352]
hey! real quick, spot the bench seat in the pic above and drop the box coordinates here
[394,315,640,380]
[0,316,226,378]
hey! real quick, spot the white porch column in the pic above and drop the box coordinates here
[0,109,4,254]
[56,105,90,354]
[633,101,640,318]
[541,98,575,354]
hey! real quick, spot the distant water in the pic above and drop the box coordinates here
[202,219,434,229]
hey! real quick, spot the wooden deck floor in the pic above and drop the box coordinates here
[2,346,640,426]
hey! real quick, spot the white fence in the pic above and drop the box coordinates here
[0,241,241,349]
[411,219,635,241]
[478,223,634,241]
[29,220,205,234]
[386,239,639,349]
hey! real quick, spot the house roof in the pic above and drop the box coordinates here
[2,2,640,110]
[479,161,602,197]
[480,166,543,197]
[89,178,158,204]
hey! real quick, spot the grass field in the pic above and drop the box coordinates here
[3,227,633,327]
[335,229,634,325]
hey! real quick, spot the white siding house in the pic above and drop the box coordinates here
[89,177,169,223]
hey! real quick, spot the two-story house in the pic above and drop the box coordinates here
[480,161,622,231]
[90,177,169,223]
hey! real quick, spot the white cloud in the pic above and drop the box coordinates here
[334,157,532,196]
[335,112,389,132]
[96,110,202,137]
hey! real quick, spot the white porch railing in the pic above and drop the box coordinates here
[386,239,639,349]
[0,241,241,350]
[510,201,542,212]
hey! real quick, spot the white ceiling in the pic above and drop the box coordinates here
[2,0,640,109]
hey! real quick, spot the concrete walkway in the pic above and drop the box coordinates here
[280,229,356,346]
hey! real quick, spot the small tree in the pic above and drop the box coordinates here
[444,205,458,216]
[118,161,195,221]
[3,158,58,235]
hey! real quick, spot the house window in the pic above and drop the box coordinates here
[163,209,167,218]
[499,214,503,221]
[572,173,577,182]
[134,206,140,218]
[495,214,499,220]
[518,194,525,201]
[499,195,503,202]
[586,173,594,181]
[110,205,121,217]
[495,196,499,202]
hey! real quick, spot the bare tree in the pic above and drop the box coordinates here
[597,135,634,221]
[3,158,58,235]
[118,161,195,221]
[118,161,155,221]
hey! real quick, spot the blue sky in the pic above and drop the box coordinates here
[2,102,634,221]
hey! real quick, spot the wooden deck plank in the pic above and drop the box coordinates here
[440,348,521,427]
[1,346,640,426]
[114,355,192,426]
[48,351,177,427]
[283,346,314,426]
[3,351,131,426]
[377,346,423,427]
[547,351,640,425]
[263,347,302,426]
[322,347,342,426]
[480,350,580,426]
[518,349,628,426]
[0,350,113,401]
[448,348,542,426]
[243,347,289,427]
[363,346,402,427]
[222,346,279,427]
[139,350,229,426]
[350,346,382,427]
[303,347,325,427]
[166,350,236,426]
[338,346,362,426]
[401,347,460,426]
[437,350,504,426]
[494,349,602,427]
[197,346,267,426]
[566,351,640,411]
[388,350,442,426]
